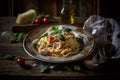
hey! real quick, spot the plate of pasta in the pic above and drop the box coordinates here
[23,24,95,63]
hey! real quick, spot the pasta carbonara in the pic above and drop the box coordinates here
[34,25,84,58]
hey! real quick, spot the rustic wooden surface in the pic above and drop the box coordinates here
[0,17,120,80]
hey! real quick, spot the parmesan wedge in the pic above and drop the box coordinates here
[16,9,37,24]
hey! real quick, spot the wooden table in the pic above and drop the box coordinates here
[0,17,120,80]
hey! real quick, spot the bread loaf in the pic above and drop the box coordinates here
[16,9,37,24]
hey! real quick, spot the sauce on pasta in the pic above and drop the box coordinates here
[34,25,84,58]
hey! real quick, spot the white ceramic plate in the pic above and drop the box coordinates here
[23,24,95,63]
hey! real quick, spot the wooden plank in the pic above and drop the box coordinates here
[0,47,28,59]
[0,44,32,59]
[97,0,100,15]
[0,60,101,77]
[0,17,16,31]
[38,0,57,16]
[24,0,39,14]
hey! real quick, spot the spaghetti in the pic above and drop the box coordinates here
[34,25,84,58]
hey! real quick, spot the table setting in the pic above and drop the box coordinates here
[0,9,120,79]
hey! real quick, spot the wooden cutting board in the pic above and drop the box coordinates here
[12,23,59,33]
[12,24,41,33]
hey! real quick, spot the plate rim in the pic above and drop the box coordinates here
[23,24,95,63]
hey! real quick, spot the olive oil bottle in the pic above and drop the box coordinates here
[61,0,75,24]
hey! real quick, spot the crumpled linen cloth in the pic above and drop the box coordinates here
[83,15,120,64]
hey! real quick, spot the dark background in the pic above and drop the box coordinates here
[100,0,120,21]
[0,0,120,22]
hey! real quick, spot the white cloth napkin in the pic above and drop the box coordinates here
[83,15,120,63]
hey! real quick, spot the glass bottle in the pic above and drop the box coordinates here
[61,0,75,24]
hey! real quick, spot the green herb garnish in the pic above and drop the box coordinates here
[4,55,21,61]
[33,44,39,50]
[57,33,65,41]
[31,17,36,24]
[74,64,81,71]
[40,65,49,73]
[10,32,24,43]
[62,27,72,32]
[76,37,84,51]
[40,32,48,38]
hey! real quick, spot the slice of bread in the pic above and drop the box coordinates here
[16,9,37,24]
